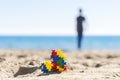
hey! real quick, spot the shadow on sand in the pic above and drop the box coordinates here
[14,66,39,77]
[37,72,61,76]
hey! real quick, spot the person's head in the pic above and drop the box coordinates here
[79,9,83,15]
[79,9,82,13]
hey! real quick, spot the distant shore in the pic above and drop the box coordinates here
[0,49,120,80]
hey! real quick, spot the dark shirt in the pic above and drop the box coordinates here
[77,16,85,33]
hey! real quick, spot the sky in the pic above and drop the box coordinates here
[0,0,120,36]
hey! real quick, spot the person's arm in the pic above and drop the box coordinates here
[83,17,88,31]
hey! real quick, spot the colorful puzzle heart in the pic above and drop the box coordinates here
[41,49,67,73]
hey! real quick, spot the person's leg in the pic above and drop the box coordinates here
[78,33,82,49]
[78,33,80,49]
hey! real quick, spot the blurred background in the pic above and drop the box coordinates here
[0,0,120,50]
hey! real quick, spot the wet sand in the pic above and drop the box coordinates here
[0,49,120,80]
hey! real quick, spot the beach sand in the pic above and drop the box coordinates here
[0,49,120,80]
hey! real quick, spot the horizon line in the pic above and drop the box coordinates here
[0,35,120,37]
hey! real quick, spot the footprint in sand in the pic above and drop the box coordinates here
[0,57,5,62]
[17,55,27,58]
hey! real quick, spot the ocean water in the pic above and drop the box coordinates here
[0,36,120,50]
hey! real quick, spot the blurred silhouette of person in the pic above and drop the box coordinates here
[76,9,86,49]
